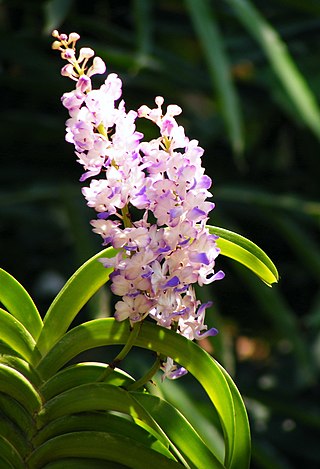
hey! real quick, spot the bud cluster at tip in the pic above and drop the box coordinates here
[52,30,106,82]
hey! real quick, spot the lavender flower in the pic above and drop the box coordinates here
[53,31,224,378]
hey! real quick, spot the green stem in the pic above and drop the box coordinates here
[125,354,161,391]
[97,321,142,382]
[121,204,132,228]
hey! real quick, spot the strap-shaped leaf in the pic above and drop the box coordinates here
[27,432,181,468]
[36,318,251,468]
[0,435,24,469]
[36,382,166,446]
[0,364,41,415]
[0,268,42,341]
[217,363,251,469]
[0,415,30,459]
[36,246,117,357]
[0,393,35,438]
[0,355,41,388]
[33,413,171,458]
[132,392,225,468]
[208,225,278,286]
[0,309,41,364]
[41,458,126,468]
[40,363,134,400]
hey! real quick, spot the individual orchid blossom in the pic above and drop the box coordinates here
[53,31,224,379]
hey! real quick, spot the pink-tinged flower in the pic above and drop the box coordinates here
[160,357,188,381]
[115,294,154,323]
[178,300,218,341]
[87,56,106,77]
[82,179,121,215]
[110,272,150,297]
[90,219,121,245]
[124,249,158,280]
[61,89,86,116]
[111,226,151,250]
[77,74,92,93]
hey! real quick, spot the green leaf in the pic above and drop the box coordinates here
[0,355,41,388]
[0,364,41,415]
[0,414,30,459]
[0,308,41,364]
[208,225,279,286]
[40,363,135,400]
[217,364,251,469]
[227,0,320,139]
[0,394,35,439]
[154,377,225,461]
[33,413,172,459]
[42,459,126,469]
[27,432,181,468]
[36,318,251,468]
[0,269,42,341]
[36,382,166,444]
[0,435,24,469]
[35,246,117,358]
[185,0,244,156]
[132,392,225,468]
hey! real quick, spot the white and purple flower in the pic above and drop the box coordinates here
[53,30,224,378]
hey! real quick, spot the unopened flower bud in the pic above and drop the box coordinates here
[87,57,106,77]
[167,104,182,116]
[52,40,61,50]
[78,47,95,63]
[69,32,80,42]
[155,96,164,107]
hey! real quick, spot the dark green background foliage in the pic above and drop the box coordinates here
[1,1,319,467]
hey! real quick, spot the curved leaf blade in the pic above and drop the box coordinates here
[0,308,41,364]
[36,318,251,468]
[0,268,42,341]
[0,355,41,388]
[0,394,35,439]
[208,225,279,286]
[27,432,181,468]
[0,435,24,469]
[33,413,172,459]
[217,363,251,469]
[36,382,167,448]
[40,363,135,400]
[42,458,125,469]
[36,246,117,357]
[0,364,41,415]
[132,392,225,468]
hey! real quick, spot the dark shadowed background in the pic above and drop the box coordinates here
[1,1,320,467]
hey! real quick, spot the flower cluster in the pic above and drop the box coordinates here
[53,31,224,379]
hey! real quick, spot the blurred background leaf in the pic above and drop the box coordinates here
[1,0,320,467]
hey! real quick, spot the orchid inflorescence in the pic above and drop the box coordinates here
[52,30,224,379]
